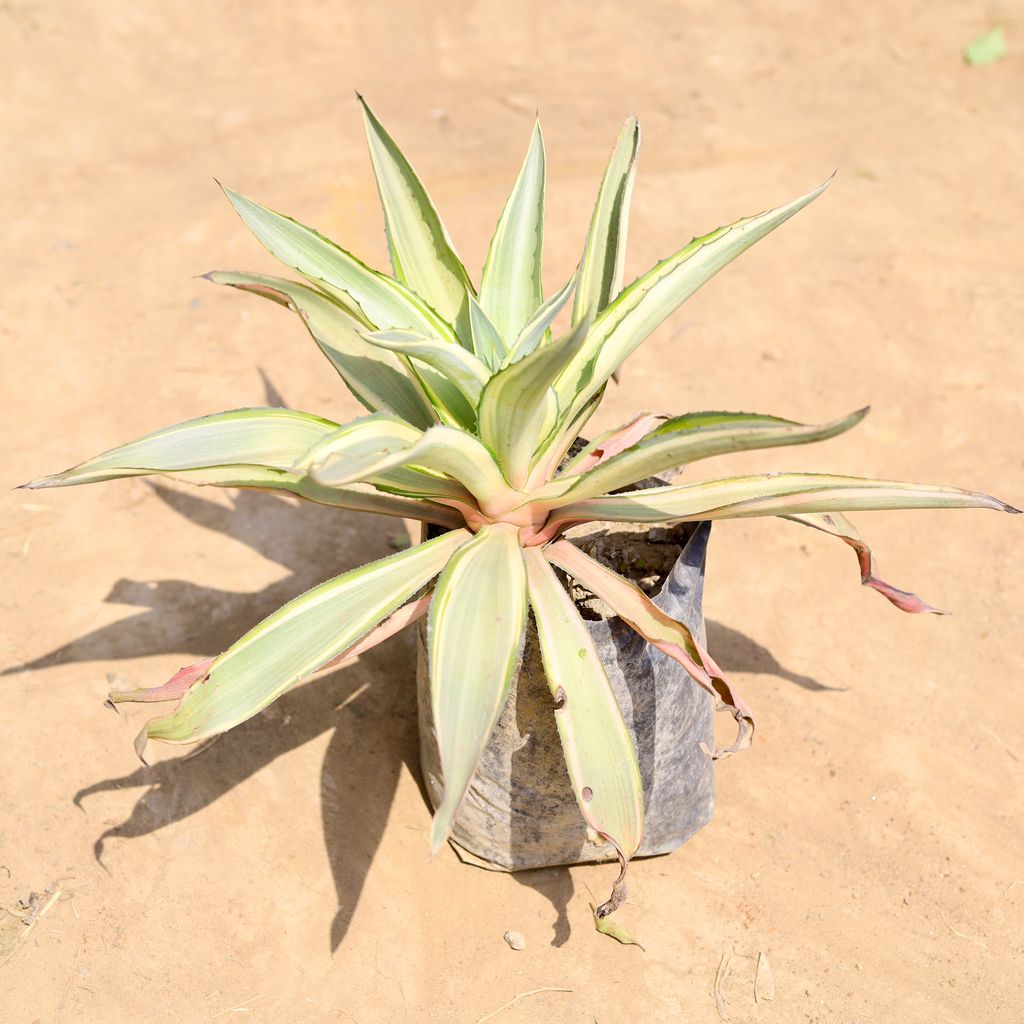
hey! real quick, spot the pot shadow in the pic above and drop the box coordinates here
[74,634,418,951]
[55,476,422,950]
[705,620,839,692]
[512,867,574,947]
[2,481,410,675]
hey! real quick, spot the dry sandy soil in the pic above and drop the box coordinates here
[2,2,1022,1021]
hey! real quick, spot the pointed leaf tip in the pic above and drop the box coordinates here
[358,95,474,329]
[429,814,450,856]
[133,725,151,765]
[478,119,546,344]
[561,167,844,417]
[572,114,641,332]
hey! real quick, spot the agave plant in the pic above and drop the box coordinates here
[23,99,1017,923]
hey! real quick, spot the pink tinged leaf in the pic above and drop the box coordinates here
[692,645,756,759]
[545,540,754,758]
[318,593,432,672]
[106,657,215,711]
[563,413,667,475]
[105,657,216,766]
[109,596,431,719]
[120,602,432,765]
[785,512,945,614]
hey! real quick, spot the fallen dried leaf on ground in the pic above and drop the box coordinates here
[754,951,775,1002]
[714,952,734,1021]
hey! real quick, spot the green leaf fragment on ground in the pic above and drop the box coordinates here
[590,904,645,949]
[964,27,1006,66]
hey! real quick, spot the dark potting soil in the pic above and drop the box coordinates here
[563,521,696,620]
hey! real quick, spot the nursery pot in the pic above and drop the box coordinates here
[417,518,716,871]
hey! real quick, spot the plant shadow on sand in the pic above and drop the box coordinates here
[12,386,832,952]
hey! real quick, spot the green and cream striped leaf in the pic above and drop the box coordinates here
[366,427,519,514]
[308,421,518,514]
[548,407,869,506]
[572,116,639,327]
[22,408,340,489]
[293,415,481,510]
[555,177,833,422]
[477,318,591,490]
[282,475,465,526]
[524,547,644,917]
[205,271,436,429]
[468,293,507,372]
[296,412,422,483]
[362,329,491,408]
[358,95,474,337]
[170,465,465,527]
[363,465,480,514]
[547,473,1019,530]
[222,186,460,344]
[531,387,607,484]
[21,403,464,526]
[428,524,528,851]
[505,272,576,365]
[478,120,545,345]
[140,529,472,750]
[399,362,477,431]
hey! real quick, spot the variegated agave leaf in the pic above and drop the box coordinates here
[542,472,1016,541]
[572,115,639,328]
[524,547,644,916]
[478,120,546,348]
[428,525,528,850]
[534,408,870,509]
[203,271,436,429]
[357,95,475,341]
[135,529,471,757]
[551,177,835,434]
[26,105,1019,932]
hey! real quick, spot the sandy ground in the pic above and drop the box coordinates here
[2,2,1022,1021]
